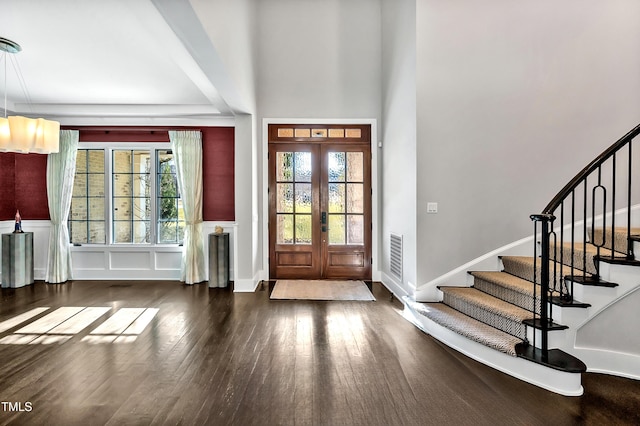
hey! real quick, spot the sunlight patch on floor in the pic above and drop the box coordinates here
[0,307,159,345]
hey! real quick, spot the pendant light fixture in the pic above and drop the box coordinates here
[0,37,59,154]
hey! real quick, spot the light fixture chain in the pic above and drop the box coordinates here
[2,52,6,118]
[9,54,34,113]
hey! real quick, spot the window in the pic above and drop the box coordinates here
[157,149,184,244]
[112,150,150,243]
[70,149,106,244]
[69,146,184,245]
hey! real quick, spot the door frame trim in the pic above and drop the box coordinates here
[261,118,380,282]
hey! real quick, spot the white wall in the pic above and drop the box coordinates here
[380,0,417,297]
[416,0,640,285]
[255,0,383,280]
[189,0,258,114]
[256,0,382,121]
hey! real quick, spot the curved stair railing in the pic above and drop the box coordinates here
[530,123,640,359]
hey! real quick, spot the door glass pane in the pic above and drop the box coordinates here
[277,152,294,181]
[328,215,345,245]
[295,215,312,244]
[328,183,345,213]
[347,183,364,213]
[347,152,364,182]
[295,183,312,213]
[294,152,312,182]
[277,214,294,244]
[277,183,294,213]
[347,215,364,245]
[276,150,313,246]
[328,152,346,182]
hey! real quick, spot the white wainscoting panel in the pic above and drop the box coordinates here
[1,220,238,282]
[73,246,180,280]
[73,250,107,270]
[155,250,182,271]
[110,251,152,270]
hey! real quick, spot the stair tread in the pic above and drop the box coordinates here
[439,286,532,322]
[408,301,520,356]
[556,241,630,262]
[502,255,619,287]
[470,271,540,296]
[501,255,585,279]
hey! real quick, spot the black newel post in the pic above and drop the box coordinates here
[530,213,555,361]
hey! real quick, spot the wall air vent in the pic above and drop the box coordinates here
[389,233,403,281]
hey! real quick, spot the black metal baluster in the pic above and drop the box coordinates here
[612,152,617,257]
[628,142,633,259]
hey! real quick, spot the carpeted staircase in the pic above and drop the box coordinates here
[405,227,640,385]
[403,124,640,395]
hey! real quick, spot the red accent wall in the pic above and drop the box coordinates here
[0,152,49,220]
[0,126,235,221]
[15,154,49,219]
[202,127,235,221]
[0,153,17,220]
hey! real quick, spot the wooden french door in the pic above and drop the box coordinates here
[268,124,372,280]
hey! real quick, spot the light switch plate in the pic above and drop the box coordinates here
[427,202,438,214]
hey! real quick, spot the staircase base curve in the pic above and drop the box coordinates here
[402,298,584,396]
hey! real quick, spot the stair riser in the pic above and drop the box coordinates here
[551,244,597,275]
[547,305,589,327]
[442,293,526,340]
[590,228,631,255]
[473,277,541,313]
[527,328,567,351]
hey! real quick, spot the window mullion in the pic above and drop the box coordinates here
[106,148,113,244]
[150,149,157,244]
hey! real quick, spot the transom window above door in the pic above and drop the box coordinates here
[269,124,370,142]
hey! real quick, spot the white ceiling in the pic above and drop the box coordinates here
[0,0,236,125]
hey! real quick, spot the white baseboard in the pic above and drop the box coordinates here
[233,273,260,292]
[380,271,411,300]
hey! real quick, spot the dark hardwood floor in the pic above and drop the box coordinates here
[0,280,638,425]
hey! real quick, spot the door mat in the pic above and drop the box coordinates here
[270,280,375,301]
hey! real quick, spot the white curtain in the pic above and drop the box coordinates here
[45,130,79,283]
[169,130,206,284]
